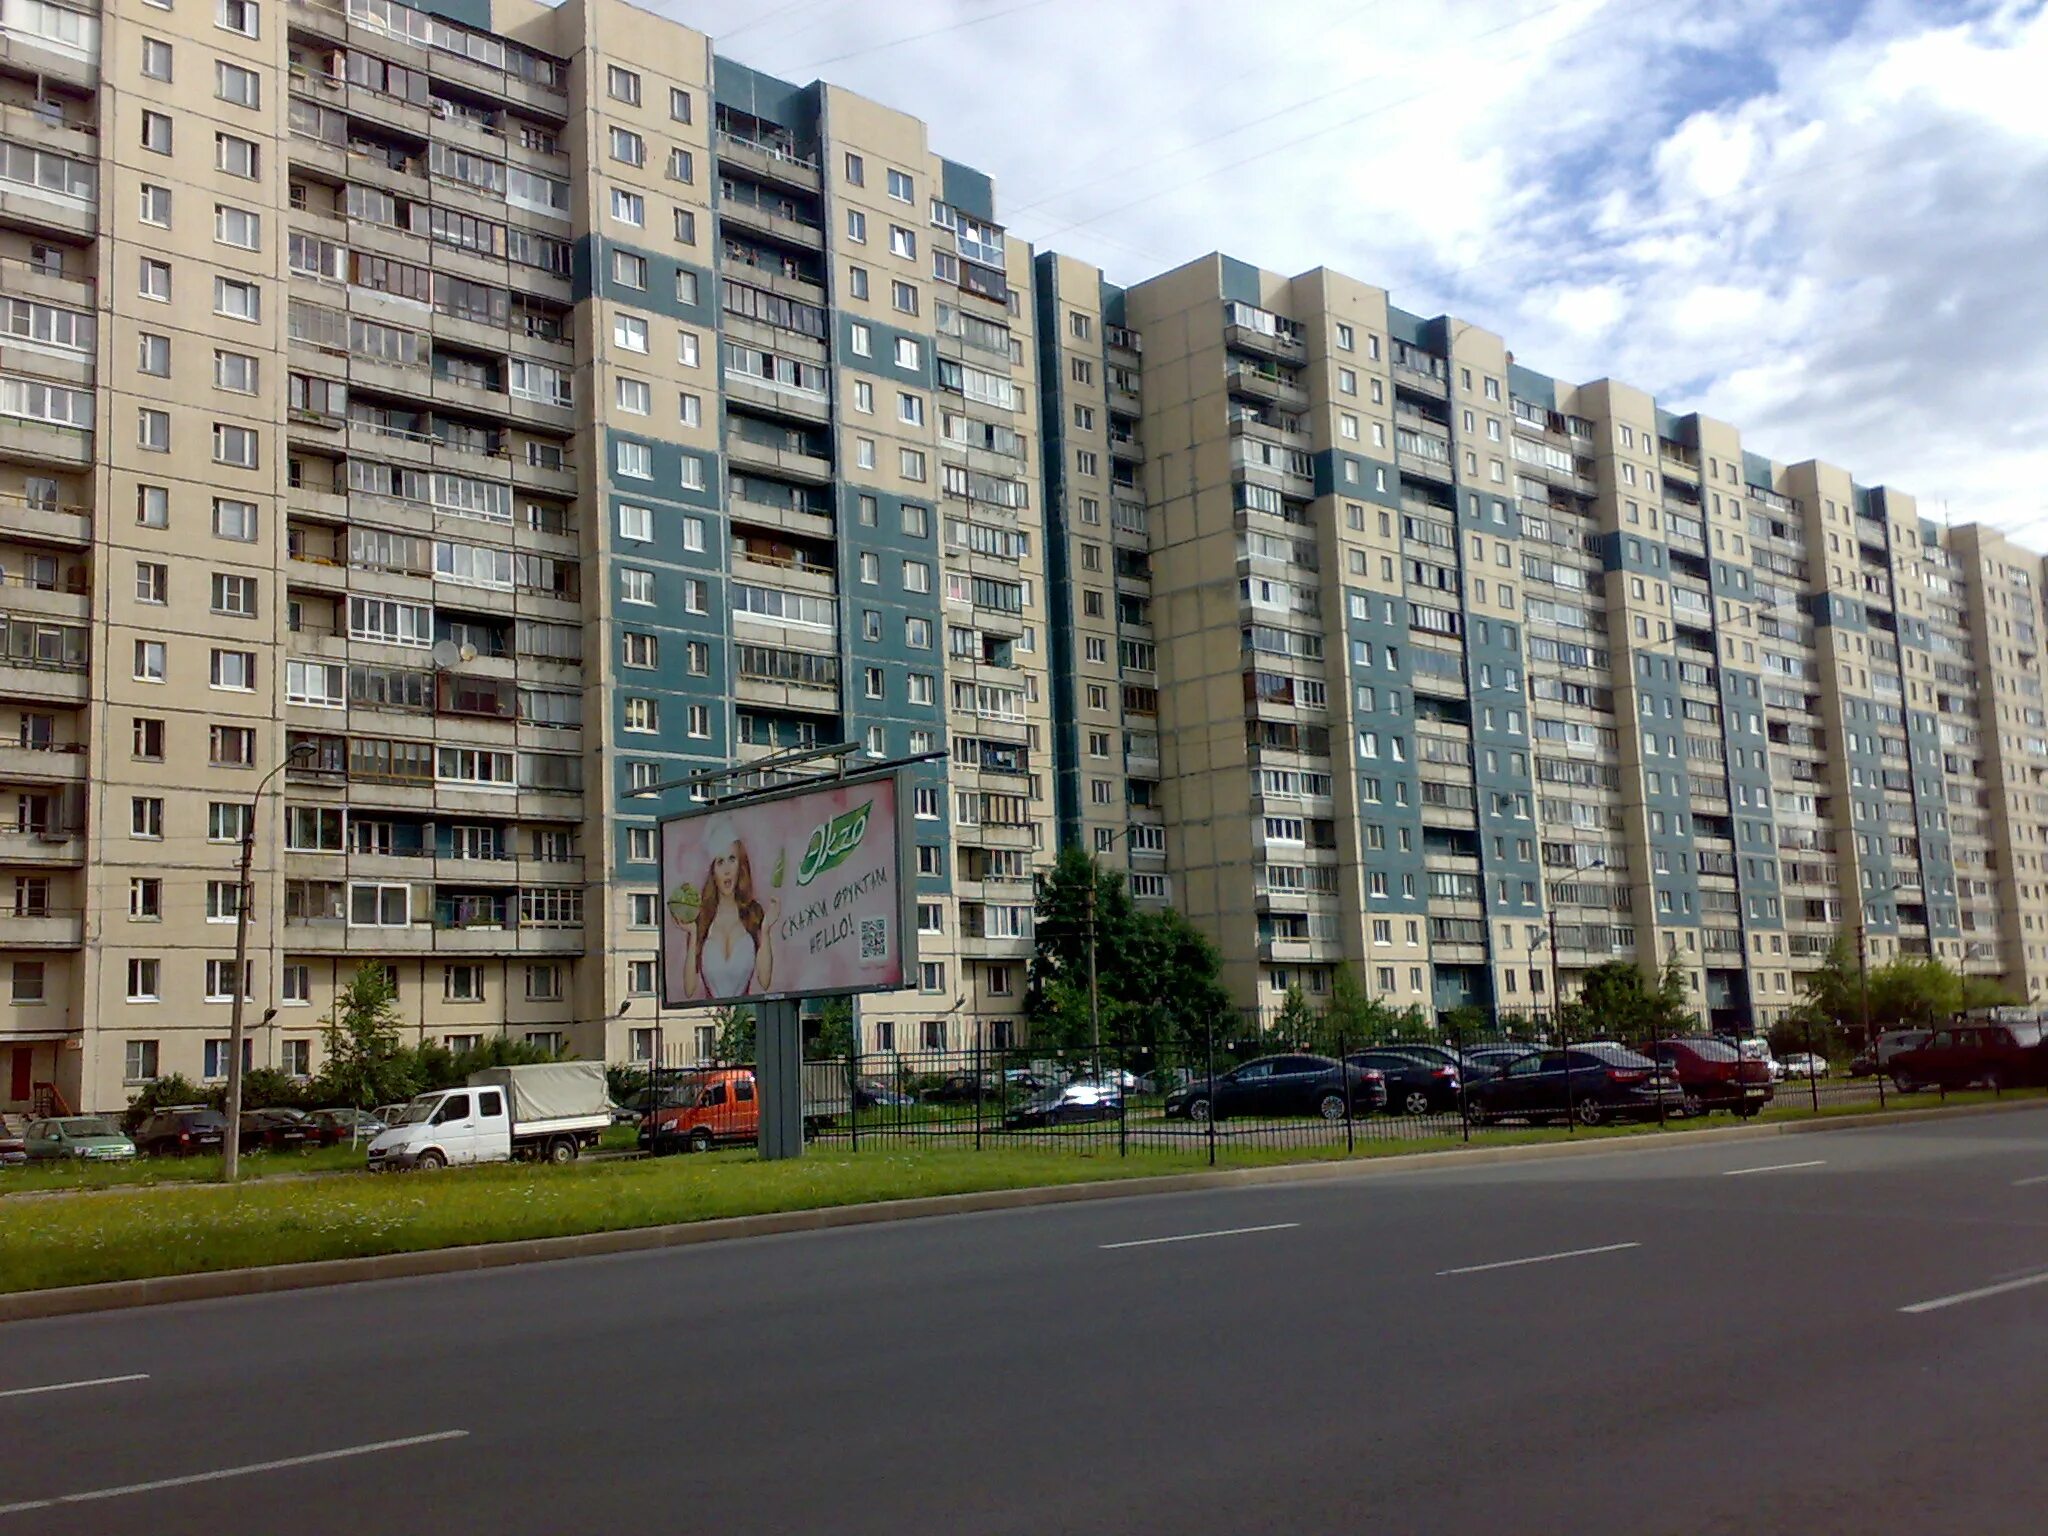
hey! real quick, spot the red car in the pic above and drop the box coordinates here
[1888,1020,2047,1093]
[1636,1037,1774,1118]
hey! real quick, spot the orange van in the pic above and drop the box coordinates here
[640,1068,757,1154]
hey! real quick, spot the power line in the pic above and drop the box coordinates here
[1004,0,1599,218]
[788,0,1062,73]
[716,0,854,43]
[1027,0,1676,243]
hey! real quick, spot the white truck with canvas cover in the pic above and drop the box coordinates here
[367,1062,612,1170]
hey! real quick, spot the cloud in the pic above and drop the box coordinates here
[665,0,2048,536]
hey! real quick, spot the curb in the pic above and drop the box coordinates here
[4,1096,2041,1324]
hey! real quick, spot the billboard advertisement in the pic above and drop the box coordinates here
[658,771,916,1007]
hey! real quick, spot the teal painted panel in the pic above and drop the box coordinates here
[1313,449,1402,507]
[1218,255,1263,307]
[712,57,818,137]
[939,158,995,222]
[1386,307,1428,346]
[575,235,716,326]
[1506,363,1555,409]
[416,0,490,29]
[835,312,936,388]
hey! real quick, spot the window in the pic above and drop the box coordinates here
[847,208,867,243]
[611,189,644,227]
[673,207,696,244]
[132,717,165,761]
[205,879,242,921]
[209,648,255,690]
[210,724,255,766]
[618,503,652,541]
[892,280,918,315]
[679,392,701,427]
[212,423,258,468]
[610,126,644,166]
[616,376,650,415]
[215,132,258,179]
[130,877,162,919]
[687,704,710,738]
[12,962,47,1004]
[133,640,166,682]
[665,146,693,183]
[132,797,164,839]
[677,329,700,366]
[895,336,922,370]
[845,152,865,185]
[1337,322,1354,350]
[215,60,259,107]
[620,569,653,604]
[612,250,646,289]
[141,36,173,80]
[141,110,172,154]
[615,440,651,479]
[675,269,699,306]
[213,350,258,393]
[902,560,931,593]
[213,497,256,541]
[614,313,649,352]
[137,407,169,452]
[889,226,916,259]
[444,965,486,1003]
[203,960,249,1003]
[125,1037,160,1078]
[214,276,260,322]
[139,259,171,302]
[622,697,658,733]
[281,966,310,1005]
[139,183,171,226]
[850,322,872,357]
[607,64,640,103]
[136,332,170,377]
[135,562,167,605]
[215,204,260,248]
[348,882,409,927]
[897,391,925,426]
[625,961,656,998]
[900,448,926,481]
[216,0,259,36]
[669,86,692,122]
[887,168,914,202]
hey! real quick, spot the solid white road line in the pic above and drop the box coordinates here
[0,1430,469,1517]
[0,1373,148,1401]
[2011,1173,2048,1188]
[1437,1241,1640,1277]
[1900,1271,2048,1316]
[1721,1160,1826,1177]
[1101,1222,1300,1250]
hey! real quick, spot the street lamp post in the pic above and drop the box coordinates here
[221,741,315,1184]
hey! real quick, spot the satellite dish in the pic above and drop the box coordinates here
[431,640,462,670]
[459,643,477,663]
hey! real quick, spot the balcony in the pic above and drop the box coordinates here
[0,740,84,784]
[0,827,81,866]
[725,432,833,486]
[0,14,98,86]
[0,909,81,947]
[715,131,822,194]
[1223,321,1306,364]
[722,370,830,425]
[717,198,825,253]
[0,491,89,548]
[0,417,90,468]
[1225,362,1307,410]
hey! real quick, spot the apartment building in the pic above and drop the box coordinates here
[1059,249,2048,1031]
[0,0,1051,1114]
[5,0,2044,1117]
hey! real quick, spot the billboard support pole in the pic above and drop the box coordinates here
[757,998,804,1161]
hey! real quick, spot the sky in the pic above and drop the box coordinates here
[664,0,2048,542]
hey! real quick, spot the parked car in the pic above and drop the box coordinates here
[372,1103,411,1129]
[1346,1048,1463,1116]
[921,1072,995,1105]
[132,1107,228,1157]
[0,1113,24,1167]
[1848,1053,1878,1078]
[1469,1045,1684,1127]
[304,1107,387,1144]
[1888,1021,2047,1093]
[25,1116,136,1162]
[638,1065,844,1154]
[238,1108,317,1154]
[1874,1029,1932,1069]
[1163,1055,1388,1123]
[1636,1036,1774,1118]
[1778,1052,1830,1080]
[1462,1044,1537,1077]
[1003,1081,1123,1129]
[853,1078,914,1110]
[1134,1068,1193,1095]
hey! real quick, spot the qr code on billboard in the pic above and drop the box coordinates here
[860,916,888,963]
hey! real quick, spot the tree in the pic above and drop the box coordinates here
[1558,958,1696,1042]
[237,1066,306,1111]
[806,997,856,1061]
[1309,966,1425,1054]
[1273,983,1318,1044]
[711,1003,756,1063]
[1795,930,2020,1047]
[313,961,417,1109]
[1026,846,1231,1063]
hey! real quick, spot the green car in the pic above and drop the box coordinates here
[25,1116,136,1162]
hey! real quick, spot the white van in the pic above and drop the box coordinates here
[367,1085,508,1170]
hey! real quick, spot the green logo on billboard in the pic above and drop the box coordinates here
[797,800,873,888]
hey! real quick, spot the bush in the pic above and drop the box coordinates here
[123,1073,213,1130]
[237,1067,307,1111]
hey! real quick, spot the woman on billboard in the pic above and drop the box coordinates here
[674,817,781,999]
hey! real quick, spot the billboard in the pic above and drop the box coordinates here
[658,771,917,1007]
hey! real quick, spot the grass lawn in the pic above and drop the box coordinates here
[0,1124,640,1198]
[3,1090,2037,1296]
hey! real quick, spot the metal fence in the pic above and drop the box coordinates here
[770,1013,2014,1165]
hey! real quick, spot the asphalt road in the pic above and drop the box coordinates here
[7,1109,2048,1533]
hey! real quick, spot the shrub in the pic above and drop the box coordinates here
[123,1073,213,1130]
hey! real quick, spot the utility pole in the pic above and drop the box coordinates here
[222,741,314,1183]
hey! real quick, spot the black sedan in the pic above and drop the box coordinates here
[1347,1048,1464,1116]
[1003,1082,1123,1129]
[238,1108,317,1153]
[1468,1045,1683,1128]
[1163,1054,1387,1124]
